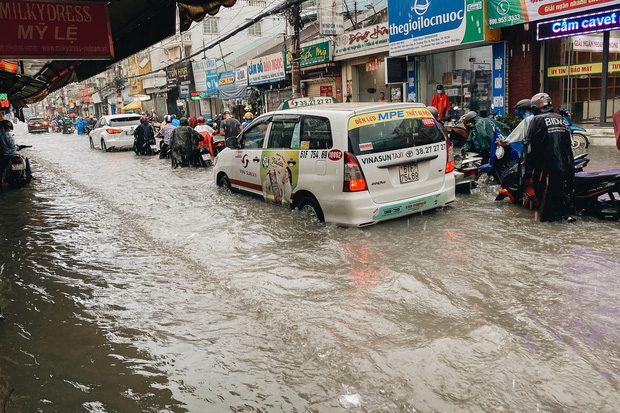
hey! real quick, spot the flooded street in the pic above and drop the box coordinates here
[2,124,620,412]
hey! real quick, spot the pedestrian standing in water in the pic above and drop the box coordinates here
[219,110,242,147]
[169,117,201,168]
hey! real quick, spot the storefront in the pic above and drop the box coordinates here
[388,0,503,117]
[539,6,620,125]
[335,23,393,102]
[248,52,291,112]
[284,40,341,101]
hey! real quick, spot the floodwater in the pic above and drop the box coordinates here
[1,123,620,412]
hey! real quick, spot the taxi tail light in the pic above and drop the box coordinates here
[106,128,123,134]
[343,152,368,192]
[445,137,454,173]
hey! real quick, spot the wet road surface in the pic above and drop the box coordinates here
[1,123,620,412]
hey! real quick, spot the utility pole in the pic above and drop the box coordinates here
[291,3,301,98]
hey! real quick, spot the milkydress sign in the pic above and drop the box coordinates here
[388,0,485,56]
[0,0,114,59]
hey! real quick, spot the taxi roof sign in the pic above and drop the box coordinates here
[277,96,339,110]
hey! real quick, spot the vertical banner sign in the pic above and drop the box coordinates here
[388,0,485,56]
[0,92,9,109]
[0,0,114,59]
[407,60,417,102]
[248,53,285,85]
[192,60,210,92]
[205,59,219,98]
[318,0,344,35]
[166,66,179,88]
[492,42,505,117]
[487,0,617,29]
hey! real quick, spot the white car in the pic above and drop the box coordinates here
[213,102,456,227]
[89,114,142,151]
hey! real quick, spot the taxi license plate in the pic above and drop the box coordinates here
[11,163,25,171]
[399,163,419,184]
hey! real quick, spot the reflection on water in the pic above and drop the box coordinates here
[1,126,620,412]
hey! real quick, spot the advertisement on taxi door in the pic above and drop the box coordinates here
[260,150,299,207]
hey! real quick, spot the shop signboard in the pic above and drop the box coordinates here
[0,0,114,59]
[285,41,331,70]
[192,59,211,92]
[180,84,190,99]
[0,92,9,109]
[572,35,620,52]
[492,42,505,117]
[388,0,485,56]
[205,59,218,98]
[318,0,344,35]
[334,24,389,60]
[537,8,620,41]
[407,62,417,102]
[488,0,617,29]
[547,60,620,77]
[166,62,192,88]
[248,53,285,85]
[219,67,249,99]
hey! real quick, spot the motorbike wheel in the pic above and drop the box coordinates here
[571,132,589,149]
[475,169,498,186]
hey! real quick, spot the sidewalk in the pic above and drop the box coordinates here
[574,124,616,146]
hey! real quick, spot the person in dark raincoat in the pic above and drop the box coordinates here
[526,93,576,222]
[169,117,201,168]
[460,111,511,163]
[133,116,155,155]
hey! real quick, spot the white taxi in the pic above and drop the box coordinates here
[213,102,456,227]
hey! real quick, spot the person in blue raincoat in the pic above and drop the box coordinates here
[76,117,88,135]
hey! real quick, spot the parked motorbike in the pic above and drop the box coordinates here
[1,146,32,190]
[559,108,589,149]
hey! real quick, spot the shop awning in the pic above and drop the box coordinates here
[122,101,142,111]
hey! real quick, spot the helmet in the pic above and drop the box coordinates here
[164,115,172,123]
[244,112,254,120]
[514,99,531,112]
[197,116,205,124]
[426,106,439,119]
[530,93,552,110]
[0,119,14,131]
[140,116,148,123]
[464,111,478,123]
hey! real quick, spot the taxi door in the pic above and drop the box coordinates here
[260,114,301,207]
[231,116,271,197]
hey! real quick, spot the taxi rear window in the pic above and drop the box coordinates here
[347,108,443,156]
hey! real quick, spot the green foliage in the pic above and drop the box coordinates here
[497,114,521,130]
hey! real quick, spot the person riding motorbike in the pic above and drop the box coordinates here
[133,116,156,155]
[242,112,254,130]
[169,117,201,168]
[62,117,73,133]
[460,111,511,164]
[157,115,176,159]
[0,120,32,182]
[526,92,576,222]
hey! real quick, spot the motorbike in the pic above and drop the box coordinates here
[1,146,33,190]
[134,137,159,156]
[559,108,589,149]
[62,121,74,134]
[497,166,620,221]
[192,144,213,167]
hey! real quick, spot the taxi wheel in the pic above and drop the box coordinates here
[101,140,108,152]
[218,174,232,191]
[299,197,324,222]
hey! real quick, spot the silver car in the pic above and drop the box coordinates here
[88,114,142,152]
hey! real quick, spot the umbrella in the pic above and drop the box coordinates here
[68,113,78,116]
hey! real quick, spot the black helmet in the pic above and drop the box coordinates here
[514,99,531,111]
[464,111,477,123]
[0,119,13,130]
[530,93,552,110]
[426,106,439,119]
